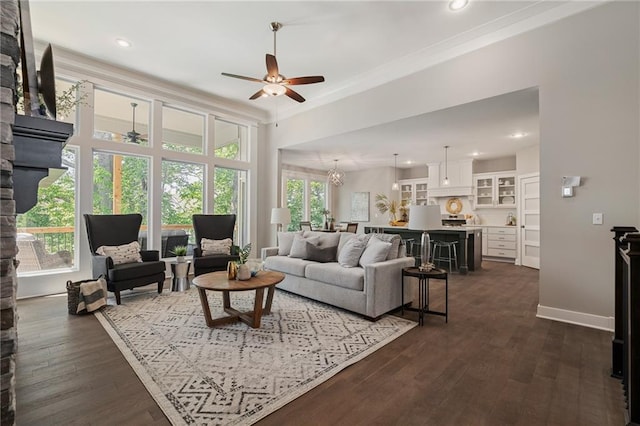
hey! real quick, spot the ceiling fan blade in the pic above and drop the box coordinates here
[221,72,264,83]
[282,76,325,85]
[249,89,265,100]
[266,54,279,80]
[285,87,305,103]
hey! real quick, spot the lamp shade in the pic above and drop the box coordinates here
[270,207,291,225]
[408,205,441,230]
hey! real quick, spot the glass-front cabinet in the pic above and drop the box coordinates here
[398,178,429,206]
[474,172,516,208]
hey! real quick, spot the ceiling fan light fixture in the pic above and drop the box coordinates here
[264,83,286,97]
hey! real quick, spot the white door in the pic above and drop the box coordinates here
[519,174,540,269]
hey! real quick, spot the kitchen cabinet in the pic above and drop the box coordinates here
[485,226,516,261]
[399,178,429,206]
[474,171,516,208]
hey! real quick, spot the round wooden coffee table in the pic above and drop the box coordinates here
[192,270,285,328]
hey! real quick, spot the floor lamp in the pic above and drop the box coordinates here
[271,207,291,243]
[408,205,442,271]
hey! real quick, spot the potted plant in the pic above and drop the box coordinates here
[236,243,252,280]
[171,245,188,263]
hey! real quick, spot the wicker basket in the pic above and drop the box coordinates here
[66,278,96,315]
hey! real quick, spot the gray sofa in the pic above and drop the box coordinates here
[261,231,414,320]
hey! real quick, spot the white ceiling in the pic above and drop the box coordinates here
[28,0,597,170]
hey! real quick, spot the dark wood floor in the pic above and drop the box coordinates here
[16,261,625,425]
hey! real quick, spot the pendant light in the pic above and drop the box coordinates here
[443,145,450,186]
[327,159,345,186]
[392,153,399,191]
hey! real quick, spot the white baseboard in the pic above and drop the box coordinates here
[536,304,614,332]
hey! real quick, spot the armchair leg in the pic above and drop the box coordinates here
[114,290,122,305]
[157,281,163,294]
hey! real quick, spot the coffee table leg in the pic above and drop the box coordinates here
[197,287,214,327]
[263,285,275,315]
[250,288,265,328]
[222,290,231,309]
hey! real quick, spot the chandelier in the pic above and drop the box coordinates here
[327,159,345,186]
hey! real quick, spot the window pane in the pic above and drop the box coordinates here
[94,89,150,145]
[162,106,204,154]
[214,120,247,160]
[92,151,149,225]
[310,180,327,228]
[214,167,247,246]
[286,178,304,231]
[55,78,84,126]
[16,147,77,274]
[161,160,204,257]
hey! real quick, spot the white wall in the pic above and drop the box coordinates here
[516,145,540,176]
[263,3,640,329]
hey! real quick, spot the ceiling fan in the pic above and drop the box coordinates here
[222,22,325,103]
[125,102,147,144]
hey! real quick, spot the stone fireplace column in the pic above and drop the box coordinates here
[0,1,20,424]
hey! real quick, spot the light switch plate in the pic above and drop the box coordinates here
[593,213,603,225]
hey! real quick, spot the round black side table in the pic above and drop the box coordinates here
[401,267,448,325]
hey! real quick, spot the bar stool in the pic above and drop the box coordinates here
[402,238,418,267]
[431,241,458,272]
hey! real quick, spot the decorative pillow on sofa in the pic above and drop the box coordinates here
[278,231,303,256]
[338,234,369,268]
[289,235,321,259]
[96,241,142,265]
[305,241,338,263]
[359,239,392,267]
[201,238,232,256]
[368,234,402,260]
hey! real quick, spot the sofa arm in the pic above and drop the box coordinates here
[91,255,110,279]
[261,247,279,260]
[140,250,159,261]
[363,256,416,318]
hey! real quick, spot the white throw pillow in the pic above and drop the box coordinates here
[359,239,392,267]
[96,241,142,265]
[338,235,368,268]
[289,235,320,259]
[278,231,303,256]
[201,238,232,256]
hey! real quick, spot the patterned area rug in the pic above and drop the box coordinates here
[95,287,415,425]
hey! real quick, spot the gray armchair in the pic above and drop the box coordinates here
[192,214,239,276]
[84,214,166,304]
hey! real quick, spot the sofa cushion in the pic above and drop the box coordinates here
[277,231,303,256]
[96,241,142,265]
[302,231,341,247]
[368,234,402,260]
[338,234,369,268]
[265,255,316,277]
[305,262,365,291]
[305,241,338,263]
[289,235,321,259]
[108,260,165,281]
[359,239,392,267]
[201,237,232,256]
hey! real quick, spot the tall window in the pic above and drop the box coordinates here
[284,172,328,231]
[16,147,77,274]
[94,89,150,145]
[92,151,149,222]
[286,178,304,231]
[214,167,247,246]
[162,106,204,154]
[162,160,204,255]
[215,120,247,160]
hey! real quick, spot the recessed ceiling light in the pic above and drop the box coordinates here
[471,151,479,157]
[510,132,528,139]
[116,38,131,48]
[449,0,469,11]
